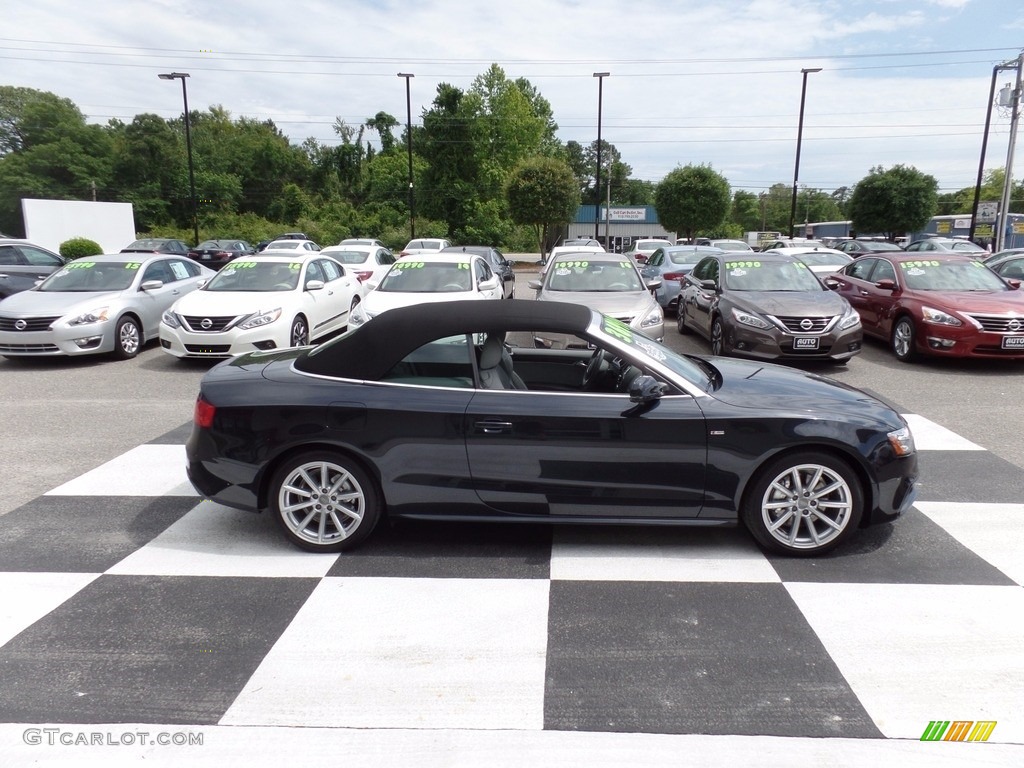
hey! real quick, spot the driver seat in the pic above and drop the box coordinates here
[477,335,527,390]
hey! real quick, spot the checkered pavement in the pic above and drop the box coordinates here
[0,412,1022,766]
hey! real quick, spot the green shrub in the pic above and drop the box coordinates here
[59,238,103,260]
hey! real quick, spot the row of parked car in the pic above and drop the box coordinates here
[0,233,516,362]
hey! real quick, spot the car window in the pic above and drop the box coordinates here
[722,259,822,291]
[844,257,877,280]
[166,258,199,280]
[380,334,475,388]
[996,258,1024,279]
[476,258,494,283]
[305,261,326,284]
[379,261,471,292]
[872,260,897,282]
[18,246,63,267]
[900,260,1008,291]
[647,250,664,267]
[547,260,644,292]
[142,260,174,284]
[318,259,343,282]
[0,245,22,265]
[377,250,396,265]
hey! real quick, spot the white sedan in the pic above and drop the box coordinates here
[159,253,363,358]
[349,252,502,327]
[318,245,397,287]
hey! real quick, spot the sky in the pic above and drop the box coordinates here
[4,0,1024,198]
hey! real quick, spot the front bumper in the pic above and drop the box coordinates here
[0,319,117,356]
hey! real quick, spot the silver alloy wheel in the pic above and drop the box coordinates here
[892,318,914,360]
[759,463,854,551]
[277,459,365,547]
[117,318,140,357]
[290,316,309,347]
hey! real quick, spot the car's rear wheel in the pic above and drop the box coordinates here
[891,316,917,362]
[710,318,725,355]
[112,316,141,359]
[290,315,309,347]
[269,451,381,553]
[677,308,691,334]
[742,451,863,556]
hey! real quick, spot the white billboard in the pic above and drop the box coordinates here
[21,199,136,254]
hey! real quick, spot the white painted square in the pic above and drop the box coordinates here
[901,414,983,451]
[785,582,1024,743]
[916,501,1024,586]
[220,577,550,730]
[550,528,779,583]
[106,501,339,578]
[45,445,196,496]
[0,572,100,647]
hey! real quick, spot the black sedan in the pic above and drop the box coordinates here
[678,252,863,362]
[186,300,917,557]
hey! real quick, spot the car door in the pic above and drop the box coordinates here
[831,257,896,337]
[303,259,345,338]
[464,372,707,519]
[0,244,65,297]
[138,259,190,336]
[683,256,720,338]
[473,257,501,300]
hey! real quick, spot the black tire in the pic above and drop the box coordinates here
[710,317,726,356]
[891,316,917,362]
[269,451,381,553]
[741,451,863,556]
[676,307,692,334]
[290,315,309,347]
[112,316,141,360]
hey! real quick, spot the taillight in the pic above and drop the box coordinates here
[355,270,374,282]
[194,396,216,428]
[398,251,410,258]
[664,271,688,281]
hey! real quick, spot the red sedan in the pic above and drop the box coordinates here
[827,253,1024,361]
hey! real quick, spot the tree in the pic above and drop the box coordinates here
[848,165,938,239]
[366,112,399,153]
[729,190,762,232]
[654,164,731,241]
[506,156,581,256]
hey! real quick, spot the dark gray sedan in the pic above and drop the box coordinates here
[0,239,66,299]
[678,252,863,363]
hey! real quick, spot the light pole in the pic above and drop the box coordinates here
[158,72,199,246]
[789,67,821,239]
[593,72,610,242]
[398,73,415,241]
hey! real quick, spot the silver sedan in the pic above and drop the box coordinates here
[0,253,214,359]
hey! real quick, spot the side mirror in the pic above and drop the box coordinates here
[528,279,542,290]
[875,278,897,291]
[305,279,325,291]
[479,276,500,292]
[1006,277,1022,290]
[823,277,840,290]
[700,279,717,291]
[140,279,163,291]
[629,375,664,404]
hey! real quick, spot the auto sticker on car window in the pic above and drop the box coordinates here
[900,260,940,269]
[558,261,590,269]
[726,261,761,271]
[65,261,97,270]
[602,315,634,343]
[635,339,667,362]
[123,262,141,270]
[169,261,190,280]
[226,261,258,271]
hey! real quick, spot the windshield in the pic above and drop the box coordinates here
[722,259,823,291]
[546,259,644,292]
[203,261,300,291]
[326,250,370,265]
[900,259,1008,291]
[796,252,850,267]
[595,315,709,388]
[862,241,902,251]
[379,261,472,292]
[40,261,138,292]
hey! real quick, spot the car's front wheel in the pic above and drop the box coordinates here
[891,316,917,362]
[112,316,141,359]
[710,317,726,355]
[742,452,863,556]
[269,451,381,553]
[290,315,309,347]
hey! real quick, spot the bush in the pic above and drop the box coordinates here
[59,237,103,260]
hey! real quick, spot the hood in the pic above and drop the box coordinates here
[362,290,484,316]
[707,356,897,421]
[912,289,1024,314]
[170,288,294,316]
[0,289,125,317]
[539,291,658,318]
[730,289,848,317]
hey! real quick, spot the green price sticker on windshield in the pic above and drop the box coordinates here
[727,261,761,269]
[603,316,634,343]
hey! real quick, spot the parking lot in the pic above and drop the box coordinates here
[1,266,1022,765]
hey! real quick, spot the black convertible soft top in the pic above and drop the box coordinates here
[295,299,594,380]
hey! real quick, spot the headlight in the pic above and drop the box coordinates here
[638,306,663,328]
[161,311,181,329]
[838,306,861,330]
[349,303,372,326]
[921,306,962,327]
[238,308,282,330]
[67,307,109,326]
[732,308,771,329]
[887,425,915,456]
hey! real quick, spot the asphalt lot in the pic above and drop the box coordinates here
[1,264,1022,517]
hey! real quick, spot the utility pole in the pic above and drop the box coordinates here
[996,51,1024,253]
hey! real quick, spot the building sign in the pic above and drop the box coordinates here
[953,218,971,230]
[602,207,647,222]
[936,221,952,234]
[1013,222,1024,235]
[976,201,998,224]
[975,224,994,237]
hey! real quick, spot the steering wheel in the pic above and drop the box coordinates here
[606,282,629,290]
[582,348,606,390]
[440,282,465,292]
